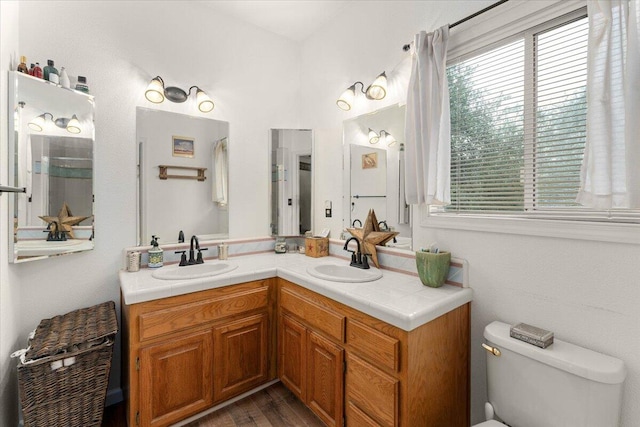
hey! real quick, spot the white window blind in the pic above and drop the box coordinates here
[436,14,639,223]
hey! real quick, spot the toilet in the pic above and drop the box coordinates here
[473,321,626,427]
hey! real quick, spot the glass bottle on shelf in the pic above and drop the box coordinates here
[59,67,70,89]
[75,75,89,93]
[43,59,59,84]
[32,62,43,79]
[17,56,28,74]
[28,64,35,76]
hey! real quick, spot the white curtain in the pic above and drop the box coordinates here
[577,0,640,209]
[404,25,451,205]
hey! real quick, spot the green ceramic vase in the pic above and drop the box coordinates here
[415,251,451,288]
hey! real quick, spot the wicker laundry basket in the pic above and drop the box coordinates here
[15,301,118,427]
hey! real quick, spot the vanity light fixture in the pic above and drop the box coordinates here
[144,76,215,113]
[336,71,388,111]
[66,115,81,134]
[28,113,83,134]
[368,129,397,147]
[368,128,380,144]
[27,112,51,132]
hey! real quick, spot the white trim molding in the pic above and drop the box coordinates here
[420,205,640,245]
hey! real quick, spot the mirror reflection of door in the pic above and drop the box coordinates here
[350,145,387,226]
[342,104,412,249]
[270,129,313,236]
[299,155,312,234]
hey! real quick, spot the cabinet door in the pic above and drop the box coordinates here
[307,331,344,427]
[139,330,213,427]
[346,353,398,427]
[279,314,307,401]
[213,312,269,402]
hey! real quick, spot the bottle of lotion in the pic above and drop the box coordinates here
[148,235,164,268]
[43,59,59,84]
[59,67,70,89]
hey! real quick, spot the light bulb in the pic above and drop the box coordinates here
[368,128,380,144]
[196,88,214,113]
[28,114,47,132]
[145,77,165,103]
[336,84,356,111]
[385,132,397,147]
[66,114,81,134]
[366,71,387,100]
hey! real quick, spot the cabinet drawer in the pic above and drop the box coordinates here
[280,288,344,342]
[140,287,269,341]
[346,401,383,427]
[346,353,398,427]
[346,319,399,373]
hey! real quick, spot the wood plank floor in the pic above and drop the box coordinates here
[101,382,326,427]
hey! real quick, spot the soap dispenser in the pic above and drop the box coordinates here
[148,235,164,268]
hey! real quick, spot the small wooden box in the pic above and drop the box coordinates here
[305,237,329,258]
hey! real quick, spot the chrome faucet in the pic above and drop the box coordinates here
[343,237,369,269]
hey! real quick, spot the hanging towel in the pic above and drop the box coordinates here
[397,145,410,224]
[212,138,228,207]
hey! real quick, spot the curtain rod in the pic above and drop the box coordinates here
[402,0,510,51]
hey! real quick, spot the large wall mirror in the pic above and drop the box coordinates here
[137,108,229,245]
[342,104,412,249]
[8,72,95,263]
[270,129,313,236]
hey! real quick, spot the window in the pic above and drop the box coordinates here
[433,13,638,223]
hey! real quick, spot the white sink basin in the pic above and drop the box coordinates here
[306,264,382,283]
[15,239,89,256]
[152,262,238,280]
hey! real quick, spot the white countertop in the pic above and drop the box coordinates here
[119,252,473,331]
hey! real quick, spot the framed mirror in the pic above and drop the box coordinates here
[8,72,95,263]
[342,104,412,249]
[137,108,229,245]
[269,129,313,236]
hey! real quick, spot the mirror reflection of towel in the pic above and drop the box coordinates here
[213,138,228,207]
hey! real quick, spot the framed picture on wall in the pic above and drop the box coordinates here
[362,152,378,169]
[172,136,195,158]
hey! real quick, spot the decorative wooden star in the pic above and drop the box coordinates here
[39,202,90,239]
[346,209,398,268]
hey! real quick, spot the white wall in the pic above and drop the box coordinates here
[1,1,301,424]
[300,1,640,426]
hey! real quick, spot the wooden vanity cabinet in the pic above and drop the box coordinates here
[279,282,346,427]
[123,275,469,427]
[278,278,470,427]
[122,279,276,427]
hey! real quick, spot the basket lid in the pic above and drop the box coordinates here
[25,301,118,361]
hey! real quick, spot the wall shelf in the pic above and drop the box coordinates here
[158,165,207,182]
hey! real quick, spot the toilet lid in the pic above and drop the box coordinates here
[473,421,505,427]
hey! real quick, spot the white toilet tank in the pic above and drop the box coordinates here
[483,321,626,427]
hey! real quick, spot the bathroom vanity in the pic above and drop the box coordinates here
[120,252,472,427]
